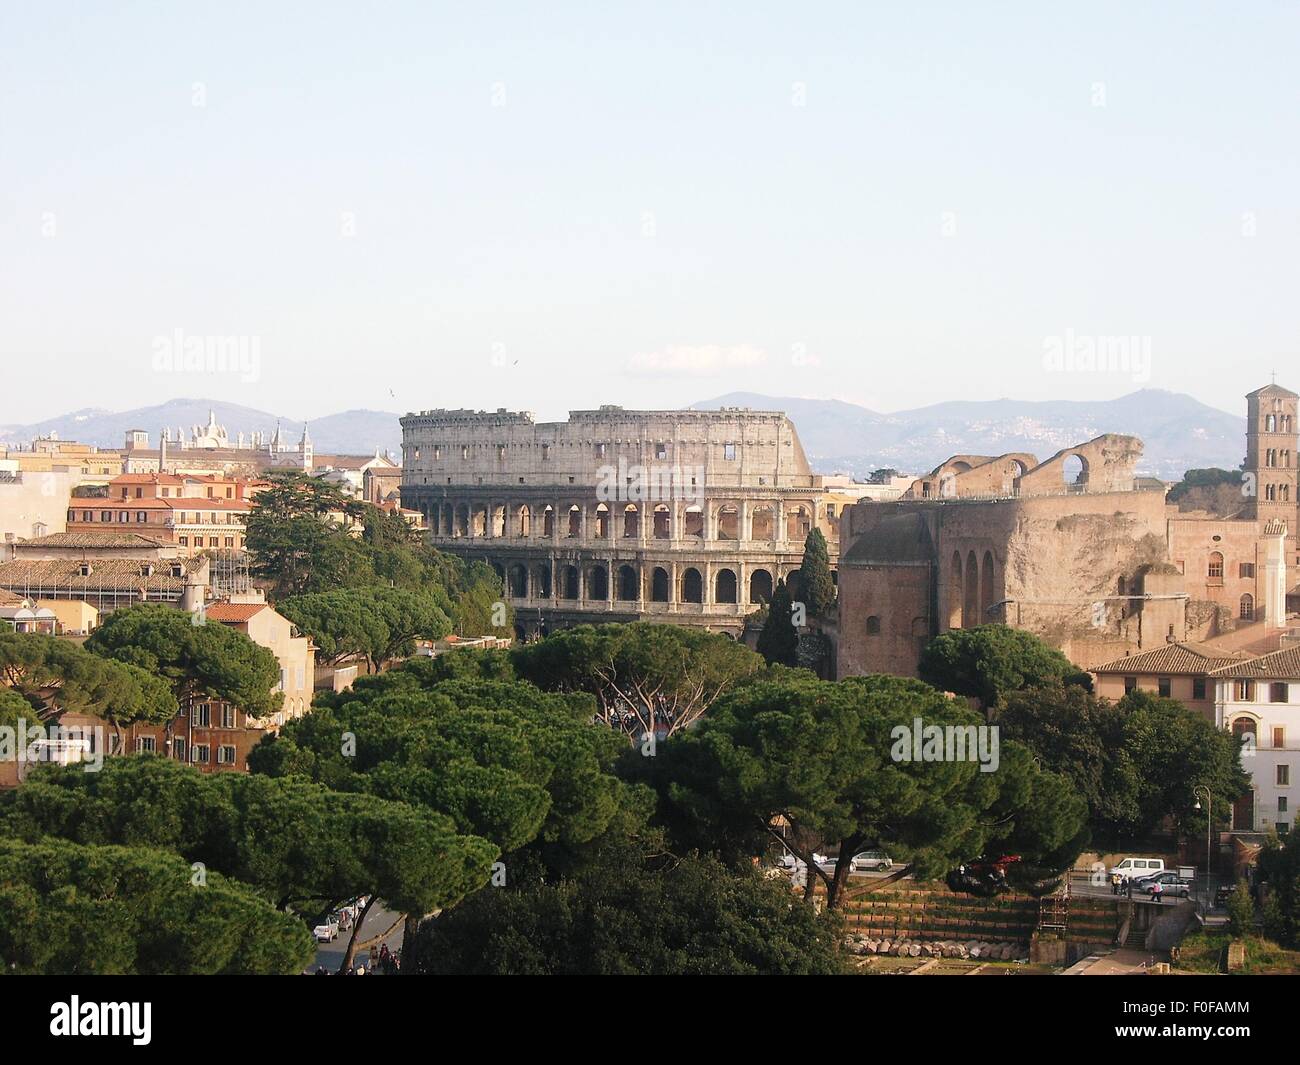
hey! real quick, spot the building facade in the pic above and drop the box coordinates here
[399,406,829,637]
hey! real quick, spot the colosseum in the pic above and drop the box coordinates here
[399,405,831,638]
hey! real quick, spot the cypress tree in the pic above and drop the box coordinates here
[757,579,800,666]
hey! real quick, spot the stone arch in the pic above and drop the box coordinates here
[716,505,739,541]
[515,505,532,537]
[785,504,811,541]
[622,504,640,539]
[963,549,979,627]
[749,568,773,604]
[750,505,775,540]
[946,551,963,629]
[566,504,582,537]
[683,504,704,538]
[866,615,881,634]
[681,567,703,603]
[587,564,609,600]
[651,567,670,602]
[454,503,470,537]
[594,504,610,539]
[561,564,579,600]
[652,504,671,540]
[508,563,528,599]
[617,564,640,601]
[980,549,995,618]
[715,568,738,604]
[541,505,554,538]
[1240,593,1255,621]
[439,502,453,535]
[1062,453,1088,488]
[472,504,488,537]
[786,570,803,602]
[533,564,551,599]
[492,504,506,537]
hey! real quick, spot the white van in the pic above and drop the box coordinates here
[1108,857,1165,881]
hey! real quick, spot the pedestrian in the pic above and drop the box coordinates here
[1110,871,1121,896]
[1151,879,1163,904]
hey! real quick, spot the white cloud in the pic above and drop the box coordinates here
[625,344,767,377]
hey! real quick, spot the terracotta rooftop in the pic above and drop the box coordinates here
[204,602,269,623]
[20,531,172,549]
[0,556,204,594]
[1209,645,1300,680]
[1091,642,1250,675]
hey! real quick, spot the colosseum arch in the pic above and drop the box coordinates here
[750,505,775,541]
[749,568,773,604]
[566,504,582,538]
[617,564,640,601]
[533,564,552,599]
[472,504,488,537]
[651,567,670,602]
[492,504,506,537]
[785,504,811,541]
[652,504,671,540]
[622,504,640,539]
[515,505,532,537]
[681,567,703,603]
[594,503,610,539]
[541,505,555,538]
[715,568,738,604]
[454,503,470,538]
[587,563,609,600]
[716,505,739,541]
[508,563,528,599]
[683,505,704,538]
[560,564,579,600]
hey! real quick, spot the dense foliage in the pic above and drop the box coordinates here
[918,623,1092,711]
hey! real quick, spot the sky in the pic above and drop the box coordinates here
[1,1,1297,426]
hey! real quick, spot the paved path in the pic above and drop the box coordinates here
[311,902,405,974]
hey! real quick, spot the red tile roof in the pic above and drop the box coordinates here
[1091,643,1250,675]
[204,602,268,623]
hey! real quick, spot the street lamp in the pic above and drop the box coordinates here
[1193,786,1212,911]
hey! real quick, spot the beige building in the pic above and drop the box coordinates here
[203,596,316,728]
[399,405,831,638]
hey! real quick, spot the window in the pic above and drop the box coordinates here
[1239,562,1255,578]
[1241,594,1255,620]
[1208,552,1224,580]
[595,443,607,458]
[220,705,236,728]
[173,738,186,762]
[136,511,147,523]
[192,703,211,727]
[655,442,668,460]
[866,616,881,635]
[100,510,112,522]
[1124,676,1137,694]
[178,536,188,546]
[723,443,737,461]
[1270,682,1289,704]
[541,444,550,460]
[217,745,237,765]
[136,736,156,753]
[224,536,234,548]
[192,744,210,764]
[1193,677,1207,700]
[1158,677,1172,698]
[1235,680,1256,701]
[1274,727,1286,749]
[1278,765,1291,787]
[1280,796,1289,813]
[461,445,469,460]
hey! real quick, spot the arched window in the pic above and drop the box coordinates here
[681,567,703,603]
[1208,551,1224,579]
[651,567,670,602]
[1240,593,1255,621]
[749,568,773,604]
[866,616,881,635]
[617,564,639,601]
[715,568,738,604]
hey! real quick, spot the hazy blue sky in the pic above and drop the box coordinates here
[2,2,1297,425]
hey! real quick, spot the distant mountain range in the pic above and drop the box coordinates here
[0,400,402,459]
[1,390,1245,481]
[693,389,1246,481]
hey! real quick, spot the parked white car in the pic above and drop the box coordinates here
[1107,857,1165,881]
[850,850,894,873]
[313,919,340,942]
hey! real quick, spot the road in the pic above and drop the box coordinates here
[310,901,406,974]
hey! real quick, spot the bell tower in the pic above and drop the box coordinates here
[1244,383,1299,565]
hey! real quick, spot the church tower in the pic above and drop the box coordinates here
[299,424,313,471]
[1245,383,1299,565]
